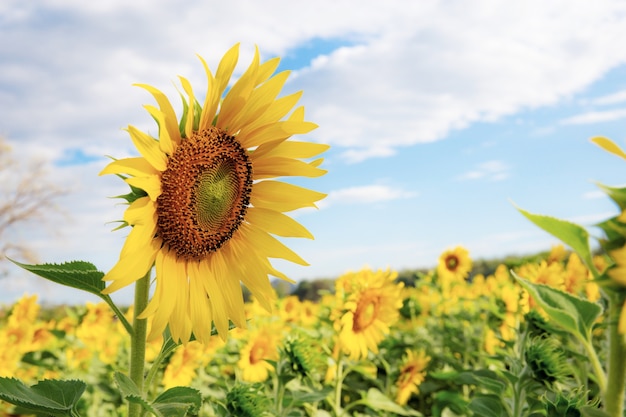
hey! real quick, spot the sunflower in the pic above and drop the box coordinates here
[395,349,430,406]
[237,327,280,382]
[335,268,404,360]
[100,44,328,343]
[437,246,472,282]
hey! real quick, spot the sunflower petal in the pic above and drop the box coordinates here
[199,44,240,131]
[126,175,162,201]
[126,126,168,171]
[246,207,313,239]
[198,260,229,340]
[102,238,160,294]
[210,250,247,328]
[179,76,196,139]
[143,105,175,155]
[135,83,181,147]
[99,157,159,177]
[251,180,326,212]
[238,121,318,148]
[169,260,192,344]
[240,224,309,265]
[252,157,327,179]
[253,140,330,160]
[188,262,213,344]
[218,48,260,130]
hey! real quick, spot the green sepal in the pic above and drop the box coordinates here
[516,206,600,279]
[114,372,201,417]
[0,377,86,417]
[111,176,148,204]
[512,271,603,342]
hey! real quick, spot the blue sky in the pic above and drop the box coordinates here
[1,1,626,305]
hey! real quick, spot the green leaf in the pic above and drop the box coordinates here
[512,271,603,341]
[516,207,599,278]
[152,387,202,417]
[362,388,422,416]
[114,372,160,416]
[595,182,626,211]
[0,377,86,417]
[290,387,334,405]
[468,395,507,417]
[10,260,105,297]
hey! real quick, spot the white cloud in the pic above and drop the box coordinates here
[590,89,626,106]
[582,190,607,200]
[456,160,510,181]
[560,108,626,125]
[320,184,417,208]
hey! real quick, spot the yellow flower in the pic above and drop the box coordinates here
[608,245,626,287]
[437,246,472,282]
[395,349,430,406]
[162,341,207,389]
[237,327,280,382]
[100,44,328,343]
[336,268,404,360]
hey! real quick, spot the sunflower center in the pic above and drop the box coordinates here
[445,255,459,271]
[353,293,380,332]
[156,126,252,260]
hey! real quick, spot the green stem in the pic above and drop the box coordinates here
[103,294,133,336]
[604,292,626,417]
[333,352,344,417]
[144,336,178,395]
[128,269,151,417]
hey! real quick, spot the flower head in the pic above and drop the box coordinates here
[395,349,431,405]
[100,44,328,343]
[335,268,404,360]
[437,246,472,282]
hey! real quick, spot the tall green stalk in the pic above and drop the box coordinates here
[128,269,151,417]
[605,292,626,417]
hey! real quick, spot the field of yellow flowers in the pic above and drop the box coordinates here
[0,245,608,416]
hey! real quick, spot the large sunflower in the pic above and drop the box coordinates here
[100,44,328,344]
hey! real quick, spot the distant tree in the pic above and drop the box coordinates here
[0,137,65,275]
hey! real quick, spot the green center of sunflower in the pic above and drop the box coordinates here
[156,126,252,260]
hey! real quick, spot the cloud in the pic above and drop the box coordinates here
[559,108,626,125]
[456,160,510,181]
[320,184,417,208]
[590,89,626,106]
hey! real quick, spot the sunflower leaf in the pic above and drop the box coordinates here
[9,259,105,297]
[515,206,599,278]
[362,388,422,416]
[114,372,162,417]
[152,387,202,417]
[0,377,86,417]
[512,271,602,341]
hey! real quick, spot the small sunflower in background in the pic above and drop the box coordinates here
[437,246,472,282]
[100,44,328,344]
[395,349,430,406]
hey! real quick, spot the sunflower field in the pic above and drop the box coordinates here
[2,44,626,417]
[0,244,618,416]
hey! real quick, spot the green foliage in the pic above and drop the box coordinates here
[0,377,86,417]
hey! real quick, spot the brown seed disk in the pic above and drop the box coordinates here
[156,126,252,260]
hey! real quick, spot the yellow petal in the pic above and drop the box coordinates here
[199,45,240,131]
[253,139,329,160]
[238,91,303,134]
[246,207,313,239]
[134,83,181,147]
[228,70,291,133]
[127,125,168,171]
[188,262,214,343]
[591,136,626,161]
[143,105,175,155]
[251,180,326,212]
[239,223,308,266]
[198,259,229,340]
[208,250,247,329]
[238,121,318,148]
[252,156,327,179]
[141,250,178,339]
[218,48,260,130]
[179,76,196,139]
[99,157,159,177]
[102,238,160,294]
[169,259,192,343]
[123,196,156,226]
[126,175,162,201]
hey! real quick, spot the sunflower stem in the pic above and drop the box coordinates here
[604,292,626,417]
[128,269,151,417]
